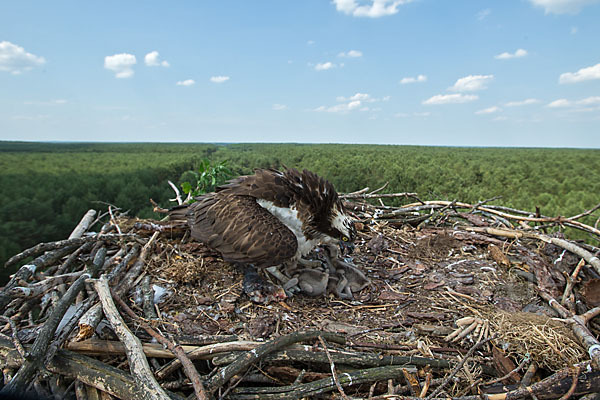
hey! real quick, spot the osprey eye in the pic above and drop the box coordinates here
[342,236,349,242]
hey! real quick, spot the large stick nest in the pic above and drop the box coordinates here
[1,192,600,399]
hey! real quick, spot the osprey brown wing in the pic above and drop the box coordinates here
[187,193,298,267]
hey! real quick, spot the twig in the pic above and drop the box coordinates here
[558,366,580,400]
[111,291,208,400]
[426,334,496,399]
[318,335,349,400]
[92,275,171,400]
[4,234,135,269]
[228,365,407,400]
[0,247,106,396]
[168,180,183,205]
[0,316,26,360]
[108,206,123,236]
[205,331,346,394]
[562,258,585,305]
[483,354,530,385]
[341,192,418,200]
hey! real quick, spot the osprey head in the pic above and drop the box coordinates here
[330,208,356,255]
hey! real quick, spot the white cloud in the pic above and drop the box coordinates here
[400,74,427,84]
[104,53,136,78]
[559,63,600,84]
[477,8,491,20]
[505,98,540,107]
[338,50,363,58]
[332,0,413,18]
[337,93,372,102]
[176,79,195,86]
[577,96,600,105]
[314,101,361,113]
[571,26,578,34]
[395,111,431,117]
[529,0,599,14]
[210,76,230,83]
[315,62,336,71]
[423,94,478,105]
[314,92,384,113]
[272,104,288,110]
[0,41,46,74]
[24,99,67,106]
[494,49,528,60]
[449,74,494,92]
[548,96,600,108]
[475,106,502,114]
[144,51,169,67]
[307,40,315,46]
[547,99,571,108]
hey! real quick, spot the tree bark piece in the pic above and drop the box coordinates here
[92,275,171,400]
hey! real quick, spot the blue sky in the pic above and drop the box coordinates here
[1,0,599,147]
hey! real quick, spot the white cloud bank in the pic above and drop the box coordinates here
[450,74,494,92]
[272,104,288,110]
[104,53,136,78]
[495,49,528,60]
[176,79,195,86]
[529,0,599,14]
[144,51,169,67]
[400,74,427,84]
[210,76,230,83]
[423,94,478,105]
[332,0,412,18]
[559,62,600,84]
[0,41,46,74]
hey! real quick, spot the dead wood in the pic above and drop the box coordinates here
[92,275,171,400]
[205,330,345,394]
[111,290,208,400]
[0,247,106,396]
[69,210,98,240]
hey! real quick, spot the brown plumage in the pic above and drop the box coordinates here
[177,167,356,268]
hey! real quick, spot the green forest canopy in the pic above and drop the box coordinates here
[1,141,599,281]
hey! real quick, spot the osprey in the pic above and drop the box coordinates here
[173,167,369,301]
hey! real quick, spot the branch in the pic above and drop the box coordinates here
[92,275,171,400]
[205,331,346,394]
[0,248,106,396]
[111,290,208,400]
[69,209,97,240]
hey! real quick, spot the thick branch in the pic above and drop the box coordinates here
[92,275,171,400]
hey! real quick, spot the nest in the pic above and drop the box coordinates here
[1,193,599,399]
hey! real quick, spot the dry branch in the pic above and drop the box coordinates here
[69,210,98,240]
[92,275,171,400]
[0,247,106,396]
[205,330,345,394]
